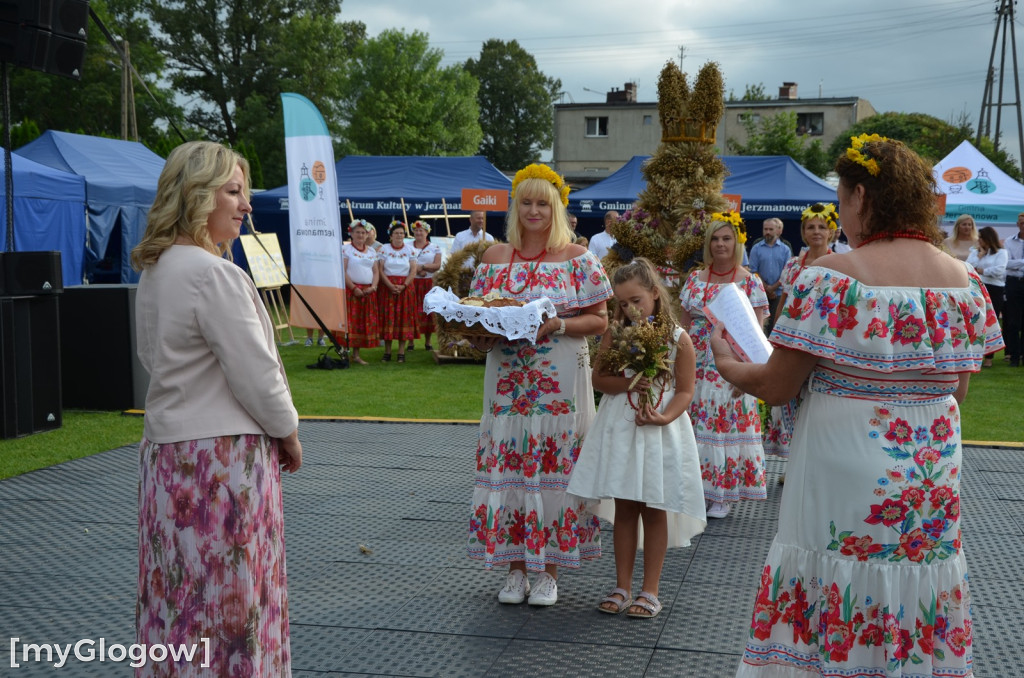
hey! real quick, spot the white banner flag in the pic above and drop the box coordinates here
[282,92,346,332]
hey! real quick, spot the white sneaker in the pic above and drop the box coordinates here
[707,501,731,519]
[304,337,313,347]
[318,336,327,346]
[528,572,558,606]
[497,570,530,604]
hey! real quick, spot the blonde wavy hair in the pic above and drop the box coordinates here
[505,177,573,251]
[702,220,745,267]
[131,141,250,270]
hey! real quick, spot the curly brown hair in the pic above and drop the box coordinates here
[834,137,944,245]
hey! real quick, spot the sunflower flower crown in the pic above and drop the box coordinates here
[846,133,889,176]
[711,210,747,244]
[801,202,838,230]
[410,220,431,233]
[511,163,570,207]
[349,218,373,233]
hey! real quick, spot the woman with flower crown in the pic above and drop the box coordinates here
[341,219,380,365]
[678,213,769,519]
[465,163,612,607]
[762,203,838,462]
[409,220,441,352]
[713,134,1002,677]
[375,220,418,363]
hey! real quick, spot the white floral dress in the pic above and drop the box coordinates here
[466,251,612,571]
[736,265,1003,677]
[679,272,770,503]
[762,255,805,458]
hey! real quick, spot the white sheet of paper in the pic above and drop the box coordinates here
[703,283,773,364]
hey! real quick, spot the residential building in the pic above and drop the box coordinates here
[553,81,876,185]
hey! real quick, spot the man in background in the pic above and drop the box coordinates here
[452,211,495,252]
[748,217,792,332]
[588,210,619,260]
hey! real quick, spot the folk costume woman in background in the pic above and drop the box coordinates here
[763,203,838,462]
[342,219,380,365]
[410,220,441,352]
[376,220,418,363]
[678,213,769,519]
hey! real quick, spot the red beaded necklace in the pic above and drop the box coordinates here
[502,248,546,295]
[701,264,739,306]
[857,231,933,248]
[352,243,366,253]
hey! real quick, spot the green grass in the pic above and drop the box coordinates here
[0,337,1019,481]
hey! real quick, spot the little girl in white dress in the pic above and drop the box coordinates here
[569,258,706,619]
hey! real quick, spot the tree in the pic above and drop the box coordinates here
[342,29,482,156]
[727,82,771,102]
[9,0,181,150]
[826,111,1022,181]
[464,39,561,170]
[728,111,832,177]
[147,0,364,186]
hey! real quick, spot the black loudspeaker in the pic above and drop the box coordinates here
[0,295,61,438]
[0,0,88,37]
[0,0,88,79]
[60,284,148,410]
[1,251,63,294]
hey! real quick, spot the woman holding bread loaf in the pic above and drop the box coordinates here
[465,163,613,607]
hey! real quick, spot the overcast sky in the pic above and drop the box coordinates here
[342,0,1020,162]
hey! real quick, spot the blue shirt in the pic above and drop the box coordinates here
[748,238,793,286]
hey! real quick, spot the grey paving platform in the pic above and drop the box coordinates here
[0,420,1021,677]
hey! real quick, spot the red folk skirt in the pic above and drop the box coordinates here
[341,283,380,348]
[412,277,436,335]
[378,276,419,341]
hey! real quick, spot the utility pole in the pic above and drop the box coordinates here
[977,0,1024,169]
[678,45,686,71]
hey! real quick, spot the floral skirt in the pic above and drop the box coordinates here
[136,434,290,677]
[377,276,418,341]
[467,334,601,570]
[412,277,435,335]
[737,389,972,677]
[343,284,380,348]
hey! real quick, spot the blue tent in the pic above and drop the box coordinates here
[249,155,511,265]
[1,149,88,285]
[16,131,165,283]
[571,155,837,222]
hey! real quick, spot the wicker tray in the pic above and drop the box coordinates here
[424,288,556,343]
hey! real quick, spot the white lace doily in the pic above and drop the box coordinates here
[424,287,557,343]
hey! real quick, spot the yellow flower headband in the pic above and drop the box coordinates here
[411,220,430,233]
[511,163,570,207]
[846,133,888,176]
[801,203,838,230]
[711,210,747,245]
[388,220,406,234]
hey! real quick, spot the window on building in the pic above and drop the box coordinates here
[796,113,824,136]
[643,115,653,126]
[585,116,609,137]
[738,112,760,125]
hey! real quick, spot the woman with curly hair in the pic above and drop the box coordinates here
[678,212,769,519]
[714,134,1002,677]
[132,141,301,676]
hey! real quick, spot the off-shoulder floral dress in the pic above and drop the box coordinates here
[466,251,612,571]
[762,254,806,458]
[736,265,1003,678]
[679,272,770,503]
